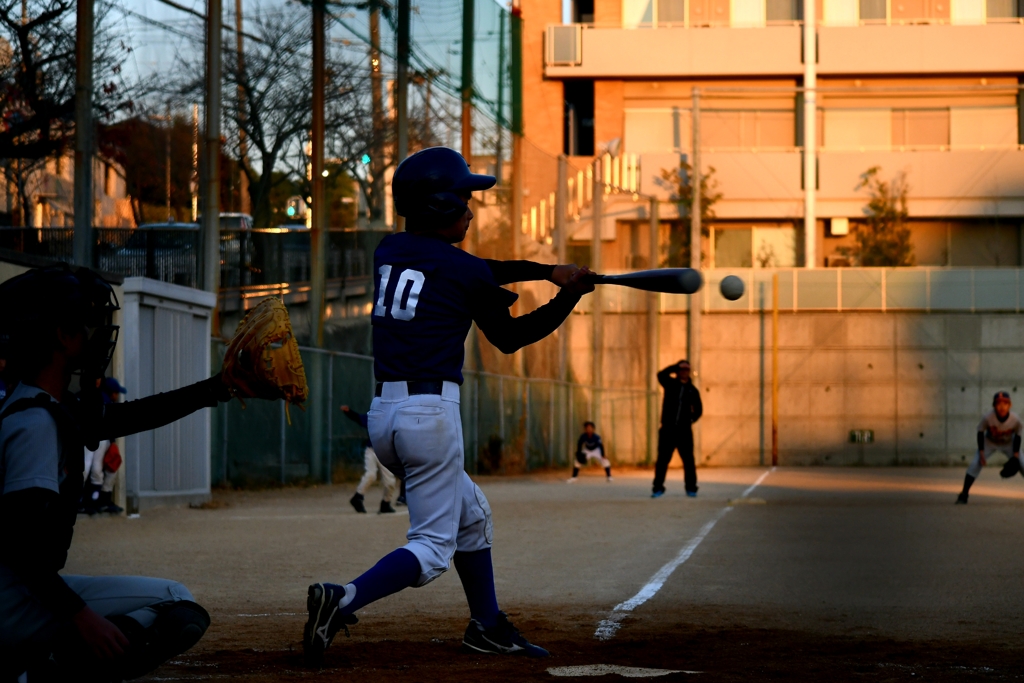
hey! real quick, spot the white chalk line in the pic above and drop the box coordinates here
[594,469,774,641]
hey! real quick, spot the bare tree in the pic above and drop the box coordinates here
[0,0,134,222]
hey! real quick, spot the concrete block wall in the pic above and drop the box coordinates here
[570,309,1024,466]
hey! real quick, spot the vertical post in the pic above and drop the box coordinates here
[524,381,530,466]
[803,0,817,268]
[510,1,523,260]
[165,102,172,220]
[591,157,603,431]
[556,155,569,381]
[326,353,334,483]
[461,0,474,170]
[771,272,779,467]
[203,0,222,293]
[647,197,660,465]
[396,0,410,165]
[495,10,506,185]
[222,398,229,484]
[759,280,765,467]
[235,0,250,215]
[280,400,287,484]
[191,104,199,221]
[369,5,386,227]
[73,0,94,265]
[556,157,569,464]
[689,88,702,462]
[498,375,505,442]
[310,0,327,347]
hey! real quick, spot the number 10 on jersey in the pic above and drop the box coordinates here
[374,265,426,321]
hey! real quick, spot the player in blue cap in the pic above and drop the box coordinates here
[957,390,1024,504]
[302,147,594,664]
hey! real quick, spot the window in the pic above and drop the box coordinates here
[767,0,801,21]
[891,109,949,149]
[575,0,594,22]
[987,0,1021,18]
[713,227,798,268]
[952,0,985,22]
[732,0,766,25]
[658,0,686,23]
[950,107,1018,148]
[825,0,859,24]
[859,0,887,20]
[823,109,891,150]
[564,81,595,156]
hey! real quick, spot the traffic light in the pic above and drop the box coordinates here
[286,195,307,220]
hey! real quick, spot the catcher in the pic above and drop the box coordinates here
[0,266,304,682]
[956,391,1023,504]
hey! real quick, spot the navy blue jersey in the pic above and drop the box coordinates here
[576,433,604,457]
[372,232,518,384]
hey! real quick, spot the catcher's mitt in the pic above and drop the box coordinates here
[1000,455,1022,479]
[222,297,308,422]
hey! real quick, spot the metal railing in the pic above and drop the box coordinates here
[210,345,655,486]
[0,227,389,292]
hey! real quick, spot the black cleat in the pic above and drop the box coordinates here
[303,583,357,668]
[462,611,549,658]
[956,492,969,505]
[350,493,366,514]
[379,500,396,514]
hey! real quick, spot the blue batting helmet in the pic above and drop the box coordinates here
[392,147,495,230]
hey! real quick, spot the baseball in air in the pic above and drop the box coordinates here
[720,275,745,301]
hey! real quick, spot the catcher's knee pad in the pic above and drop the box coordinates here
[108,601,210,680]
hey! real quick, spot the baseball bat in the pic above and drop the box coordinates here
[587,268,703,295]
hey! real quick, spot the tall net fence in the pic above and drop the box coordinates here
[211,345,656,487]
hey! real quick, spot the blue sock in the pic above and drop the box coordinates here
[454,548,500,629]
[337,548,421,615]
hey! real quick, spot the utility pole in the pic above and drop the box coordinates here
[369,4,385,228]
[73,0,94,266]
[495,10,506,185]
[203,0,222,293]
[460,0,474,170]
[394,0,410,232]
[689,87,702,464]
[310,0,327,347]
[423,72,433,145]
[165,102,172,221]
[396,0,410,165]
[803,0,817,268]
[591,157,603,430]
[510,1,523,260]
[191,104,199,221]
[236,0,250,215]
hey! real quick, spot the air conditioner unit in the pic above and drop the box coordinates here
[547,24,583,66]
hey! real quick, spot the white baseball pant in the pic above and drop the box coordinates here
[367,381,492,587]
[356,446,398,502]
[967,441,1017,478]
[83,440,116,493]
[581,446,610,469]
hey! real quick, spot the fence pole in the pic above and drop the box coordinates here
[280,400,287,484]
[222,401,229,484]
[474,373,480,474]
[524,381,530,467]
[689,87,703,467]
[326,352,334,484]
[591,157,604,434]
[498,375,505,442]
[549,381,555,467]
[771,272,779,467]
[647,196,660,465]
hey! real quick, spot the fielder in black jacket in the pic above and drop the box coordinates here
[652,360,703,498]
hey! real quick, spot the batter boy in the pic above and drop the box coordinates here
[957,391,1023,504]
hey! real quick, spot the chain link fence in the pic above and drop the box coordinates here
[210,344,656,487]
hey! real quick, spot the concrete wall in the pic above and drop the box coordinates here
[566,308,1024,467]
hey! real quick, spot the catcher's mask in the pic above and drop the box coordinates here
[0,264,119,387]
[392,147,495,232]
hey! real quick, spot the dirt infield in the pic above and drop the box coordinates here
[66,467,1024,681]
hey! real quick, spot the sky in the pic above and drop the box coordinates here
[112,0,515,129]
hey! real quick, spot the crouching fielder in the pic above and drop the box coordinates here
[957,391,1023,504]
